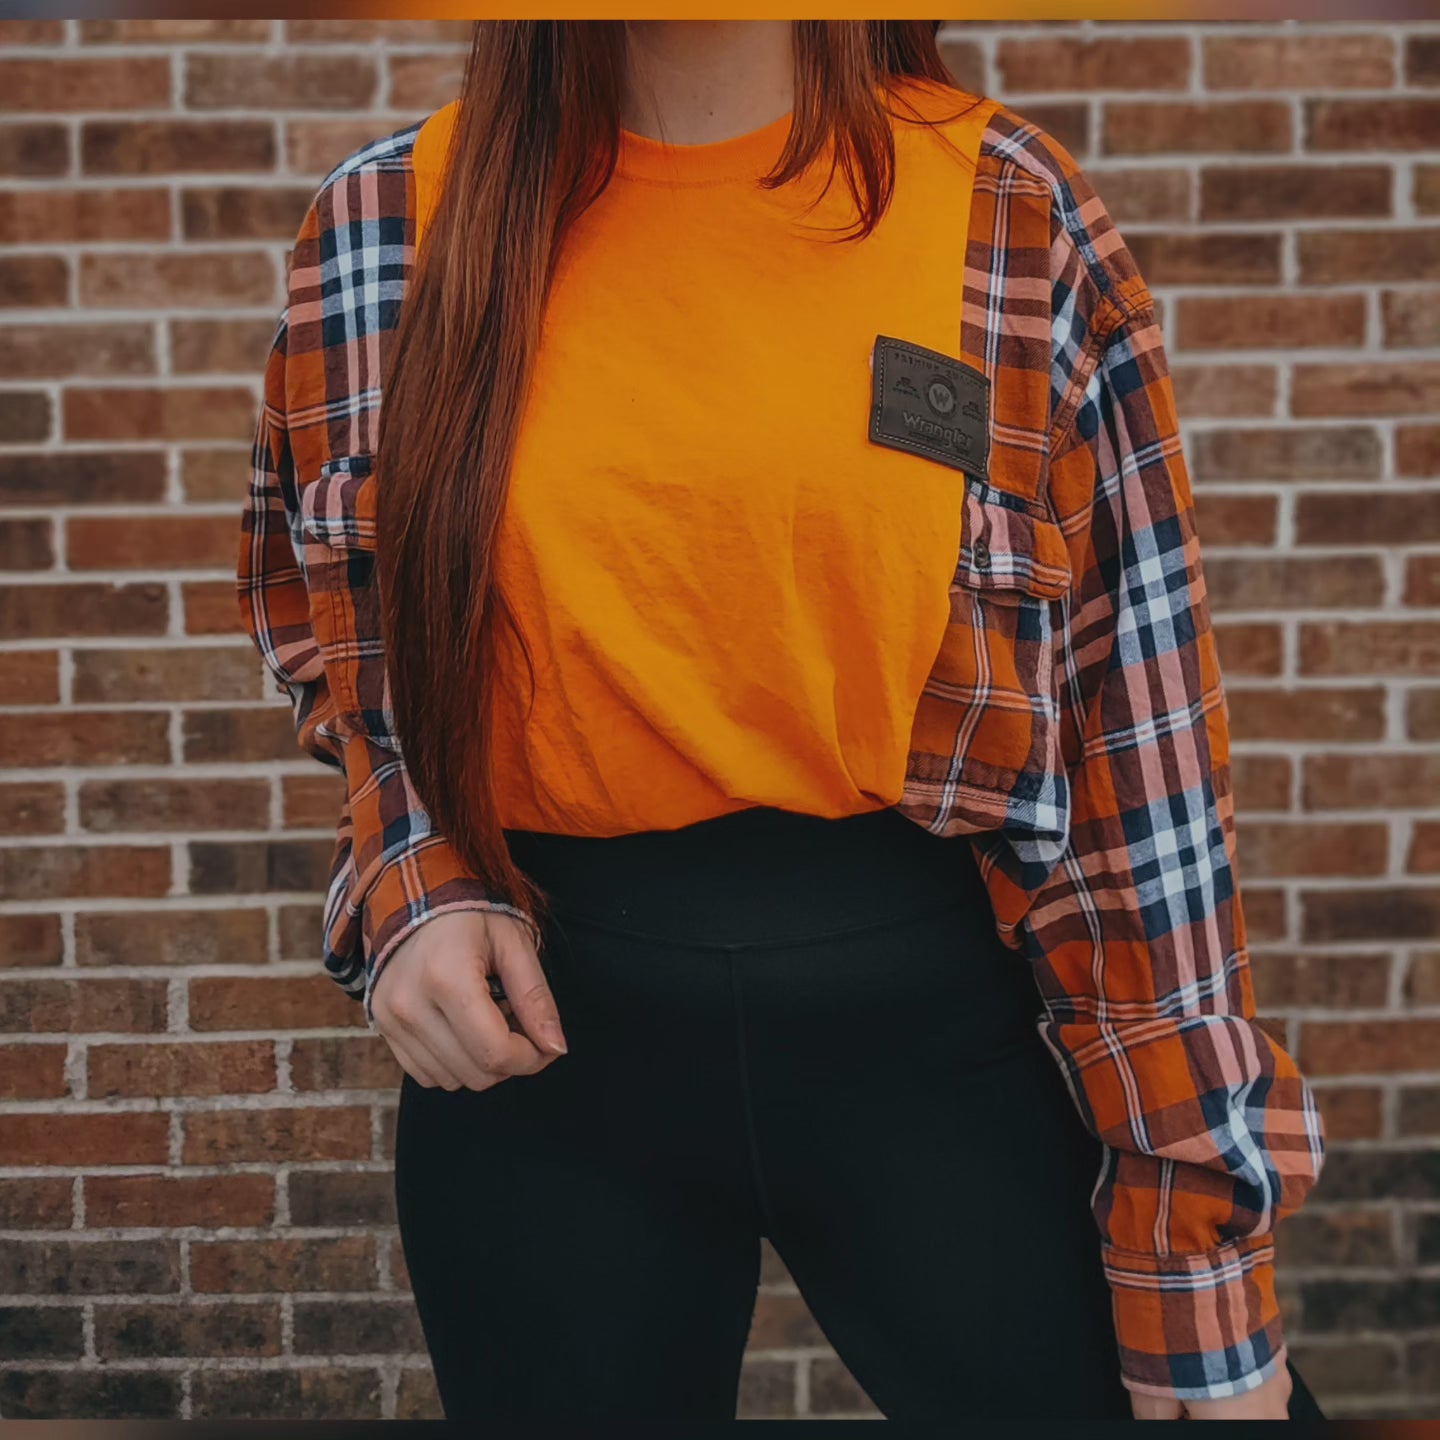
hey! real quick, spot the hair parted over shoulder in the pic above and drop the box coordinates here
[376,21,978,922]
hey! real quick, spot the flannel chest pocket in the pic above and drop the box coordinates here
[906,479,1071,830]
[298,454,394,741]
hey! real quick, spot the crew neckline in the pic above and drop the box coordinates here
[615,105,796,185]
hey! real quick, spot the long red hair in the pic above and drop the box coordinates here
[376,21,972,922]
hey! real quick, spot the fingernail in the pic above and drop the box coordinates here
[541,1022,568,1055]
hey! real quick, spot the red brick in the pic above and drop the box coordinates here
[80,19,274,42]
[1194,492,1276,546]
[89,1041,276,1098]
[0,122,68,178]
[289,1035,401,1091]
[0,187,171,244]
[1307,98,1440,152]
[1189,426,1381,483]
[0,517,53,570]
[79,251,275,310]
[0,20,65,43]
[1406,952,1440,1006]
[1232,754,1292,811]
[1383,289,1440,349]
[1214,622,1283,677]
[1226,688,1386,742]
[190,1235,376,1294]
[188,838,333,895]
[1409,689,1440,742]
[72,645,262,703]
[0,58,171,113]
[1299,228,1440,285]
[285,117,412,176]
[0,1111,169,1166]
[1405,556,1440,609]
[1242,887,1288,943]
[1302,1020,1440,1076]
[0,581,167,640]
[1310,1085,1384,1142]
[64,386,259,444]
[85,1173,274,1229]
[998,36,1190,92]
[188,975,364,1033]
[1250,952,1390,1010]
[180,448,251,503]
[1303,754,1440,811]
[1417,164,1440,216]
[184,580,246,636]
[1292,362,1440,419]
[1087,166,1192,225]
[285,19,471,42]
[0,390,51,442]
[1239,821,1388,879]
[0,977,167,1034]
[80,778,270,833]
[184,53,378,111]
[0,915,63,969]
[1171,365,1278,419]
[0,711,169,767]
[283,773,346,829]
[278,904,324,961]
[94,1301,282,1360]
[183,706,299,764]
[1104,101,1291,156]
[1204,33,1395,90]
[0,1239,180,1297]
[182,1108,372,1166]
[191,1367,380,1421]
[1177,293,1366,351]
[0,323,154,382]
[1297,490,1440,546]
[1397,424,1440,478]
[76,908,266,969]
[0,1044,67,1100]
[1125,231,1282,288]
[0,848,171,902]
[1200,165,1390,224]
[0,782,64,835]
[1408,823,1440,875]
[747,1290,829,1350]
[386,54,465,112]
[1301,622,1440,677]
[0,450,166,506]
[1206,556,1383,612]
[67,513,247,571]
[0,649,58,703]
[0,1177,74,1229]
[937,40,984,96]
[82,120,276,176]
[170,317,277,373]
[0,253,67,307]
[1302,887,1440,942]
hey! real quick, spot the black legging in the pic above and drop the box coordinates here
[392,804,1322,1421]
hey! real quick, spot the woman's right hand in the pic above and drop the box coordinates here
[371,909,569,1091]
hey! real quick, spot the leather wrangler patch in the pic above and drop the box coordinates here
[868,334,990,481]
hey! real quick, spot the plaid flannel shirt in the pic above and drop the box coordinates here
[237,95,1326,1404]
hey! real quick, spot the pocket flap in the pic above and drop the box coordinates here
[300,455,378,551]
[955,480,1071,600]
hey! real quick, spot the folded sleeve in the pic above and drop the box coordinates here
[1009,298,1327,1401]
[236,217,535,1024]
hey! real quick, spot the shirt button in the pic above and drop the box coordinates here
[973,538,991,572]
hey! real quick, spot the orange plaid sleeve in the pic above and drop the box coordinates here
[236,150,537,1024]
[997,291,1326,1401]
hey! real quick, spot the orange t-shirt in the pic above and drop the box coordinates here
[412,78,1000,837]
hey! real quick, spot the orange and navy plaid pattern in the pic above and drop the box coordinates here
[237,95,1326,1404]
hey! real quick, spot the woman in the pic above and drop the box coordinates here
[238,21,1327,1422]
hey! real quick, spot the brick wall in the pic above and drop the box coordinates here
[0,16,1436,1421]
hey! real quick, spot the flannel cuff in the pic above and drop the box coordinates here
[1104,1235,1286,1402]
[361,836,539,1027]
